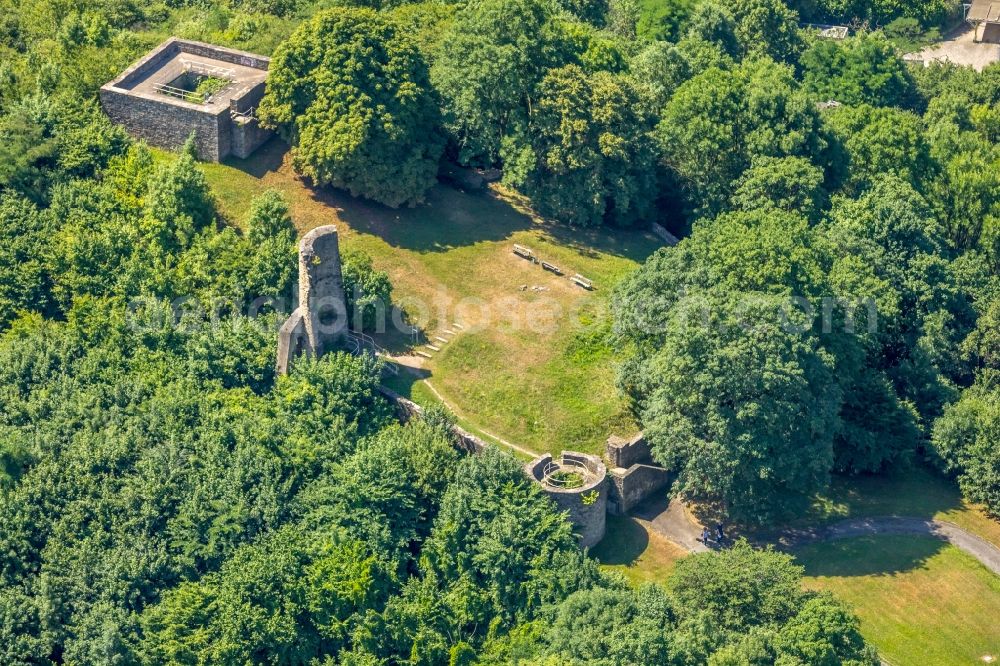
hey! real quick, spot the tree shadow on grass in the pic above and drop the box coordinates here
[724,463,968,550]
[361,305,425,355]
[225,138,663,259]
[313,183,535,253]
[590,515,651,567]
[794,534,946,577]
[538,220,666,266]
[818,463,966,525]
[380,364,432,401]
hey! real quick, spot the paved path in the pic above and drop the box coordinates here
[771,516,1000,576]
[641,500,1000,576]
[633,497,709,553]
[388,348,1000,575]
[906,23,1000,72]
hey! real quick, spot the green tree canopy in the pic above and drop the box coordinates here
[824,103,934,194]
[0,193,51,328]
[728,0,804,63]
[614,209,844,522]
[504,64,658,227]
[628,40,692,114]
[0,94,127,202]
[431,0,557,167]
[341,249,393,331]
[259,7,444,207]
[533,585,675,665]
[794,0,955,28]
[823,176,972,429]
[802,32,917,109]
[637,0,697,41]
[670,540,804,631]
[635,296,840,522]
[684,1,741,61]
[730,155,827,222]
[933,373,1000,515]
[667,543,874,661]
[657,58,827,217]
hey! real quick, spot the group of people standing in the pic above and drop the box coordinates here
[701,523,726,547]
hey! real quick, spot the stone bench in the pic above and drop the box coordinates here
[513,244,536,261]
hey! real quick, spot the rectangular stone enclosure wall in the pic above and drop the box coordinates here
[100,37,273,162]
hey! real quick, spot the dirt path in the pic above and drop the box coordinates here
[422,378,540,458]
[642,501,1000,576]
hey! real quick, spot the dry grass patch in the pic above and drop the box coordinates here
[592,515,688,586]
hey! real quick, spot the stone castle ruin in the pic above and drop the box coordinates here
[263,227,667,551]
[604,432,672,515]
[100,38,272,161]
[525,452,609,548]
[102,39,670,553]
[524,436,672,549]
[276,226,348,375]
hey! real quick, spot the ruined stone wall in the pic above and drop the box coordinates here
[525,452,608,549]
[377,386,487,454]
[604,432,675,514]
[651,221,680,246]
[99,87,225,161]
[606,432,653,469]
[298,226,347,357]
[232,80,268,114]
[229,81,272,158]
[275,226,348,373]
[216,110,233,162]
[231,117,272,159]
[177,39,269,69]
[118,44,176,85]
[607,464,672,515]
[275,308,307,375]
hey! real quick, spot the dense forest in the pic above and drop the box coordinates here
[0,0,998,663]
[0,107,876,663]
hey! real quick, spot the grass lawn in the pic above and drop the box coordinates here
[591,515,688,586]
[192,139,660,456]
[797,535,1000,666]
[805,464,1000,550]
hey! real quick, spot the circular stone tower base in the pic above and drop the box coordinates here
[525,451,608,548]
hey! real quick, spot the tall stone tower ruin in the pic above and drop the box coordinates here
[276,225,347,374]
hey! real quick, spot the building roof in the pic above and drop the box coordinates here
[968,0,1000,24]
